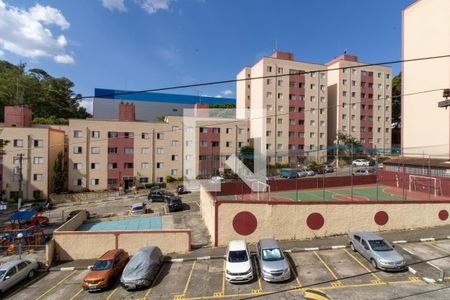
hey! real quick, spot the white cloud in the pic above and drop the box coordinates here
[101,0,127,12]
[0,49,4,57]
[138,0,172,15]
[220,89,233,97]
[54,54,74,64]
[81,99,93,114]
[214,95,222,98]
[0,1,73,63]
[154,46,180,66]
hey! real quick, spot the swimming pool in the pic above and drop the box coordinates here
[76,216,162,231]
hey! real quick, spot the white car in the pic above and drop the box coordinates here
[225,240,253,283]
[210,176,224,182]
[352,159,370,167]
[130,202,146,215]
[0,259,38,294]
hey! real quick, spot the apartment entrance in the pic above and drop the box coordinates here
[123,176,134,191]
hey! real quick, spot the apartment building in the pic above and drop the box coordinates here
[0,106,65,200]
[326,54,392,152]
[68,102,184,191]
[402,0,450,158]
[237,51,328,165]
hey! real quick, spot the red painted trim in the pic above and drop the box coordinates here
[114,233,119,249]
[214,199,450,206]
[53,229,191,235]
[214,201,221,247]
[401,7,404,153]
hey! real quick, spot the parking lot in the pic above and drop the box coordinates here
[6,239,450,299]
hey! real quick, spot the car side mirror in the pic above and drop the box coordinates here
[5,276,10,280]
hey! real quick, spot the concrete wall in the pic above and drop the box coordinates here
[55,209,87,232]
[212,199,450,246]
[45,239,55,266]
[54,230,191,261]
[200,185,216,246]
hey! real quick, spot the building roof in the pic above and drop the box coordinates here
[95,88,235,105]
[384,157,450,169]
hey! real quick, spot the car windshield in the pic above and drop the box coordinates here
[133,206,143,211]
[369,240,393,251]
[171,199,182,204]
[262,248,284,261]
[92,260,113,271]
[228,250,248,262]
[0,270,6,279]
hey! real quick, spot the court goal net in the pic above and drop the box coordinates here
[250,180,271,201]
[409,175,442,197]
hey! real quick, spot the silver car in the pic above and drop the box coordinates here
[131,203,146,215]
[348,232,407,271]
[256,239,291,282]
[0,259,38,294]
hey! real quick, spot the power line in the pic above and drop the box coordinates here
[77,54,450,100]
[240,253,450,299]
[1,87,443,156]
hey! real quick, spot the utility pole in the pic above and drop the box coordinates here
[17,153,24,210]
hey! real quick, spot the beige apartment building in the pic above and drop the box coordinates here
[326,54,392,152]
[402,0,450,158]
[0,106,65,200]
[237,51,328,165]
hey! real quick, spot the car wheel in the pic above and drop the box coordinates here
[371,259,378,269]
[350,243,356,252]
[28,269,35,278]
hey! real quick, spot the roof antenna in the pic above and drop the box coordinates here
[343,48,349,54]
[274,38,278,51]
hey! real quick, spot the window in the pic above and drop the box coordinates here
[342,79,347,85]
[266,144,272,150]
[266,78,272,85]
[267,104,273,111]
[342,91,347,97]
[212,128,220,134]
[320,72,326,79]
[226,128,232,134]
[172,155,178,161]
[108,131,118,139]
[33,174,43,181]
[89,147,99,154]
[320,132,325,138]
[6,266,17,277]
[156,133,164,140]
[277,144,283,150]
[141,147,150,154]
[310,132,315,138]
[185,140,193,147]
[311,108,316,114]
[108,163,117,169]
[267,130,272,136]
[299,83,305,89]
[124,147,133,154]
[124,163,133,169]
[73,179,82,186]
[124,132,133,139]
[156,148,164,154]
[90,179,99,186]
[299,95,305,101]
[277,131,283,137]
[266,117,272,124]
[199,127,208,133]
[351,103,356,109]
[277,93,283,99]
[171,169,178,176]
[108,147,117,154]
[386,84,390,90]
[73,130,83,138]
[73,163,82,170]
[91,131,100,138]
[199,141,207,147]
[277,105,283,112]
[172,126,180,132]
[13,139,23,147]
[289,107,295,113]
[310,72,316,78]
[319,108,325,114]
[266,66,272,72]
[385,106,390,111]
[141,132,149,139]
[310,84,316,89]
[299,132,305,138]
[226,141,232,147]
[212,141,220,147]
[277,67,283,74]
[238,142,244,148]
[310,120,316,126]
[239,128,245,134]
[320,97,326,103]
[186,127,193,133]
[34,139,44,148]
[277,118,283,124]
[266,92,273,98]
[157,162,164,169]
[277,80,283,86]
[352,80,356,86]
[172,140,179,147]
[33,157,44,164]
[320,121,325,127]
[351,114,356,120]
[73,146,82,154]
[351,92,356,97]
[342,103,347,108]
[386,74,390,79]
[310,96,316,102]
[141,162,149,169]
[351,126,356,132]
[139,177,148,183]
[91,163,100,170]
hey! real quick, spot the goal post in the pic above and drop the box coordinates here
[409,175,441,197]
[250,180,271,201]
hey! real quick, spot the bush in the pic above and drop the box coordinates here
[165,176,176,183]
[177,176,184,182]
[144,182,167,189]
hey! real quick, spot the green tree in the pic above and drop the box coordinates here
[337,131,365,160]
[0,60,91,121]
[239,145,254,172]
[52,152,65,194]
[392,72,401,122]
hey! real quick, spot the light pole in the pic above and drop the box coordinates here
[17,232,23,259]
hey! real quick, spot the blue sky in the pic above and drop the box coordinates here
[0,0,414,112]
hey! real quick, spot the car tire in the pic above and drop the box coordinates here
[28,270,35,278]
[350,243,356,252]
[371,259,378,269]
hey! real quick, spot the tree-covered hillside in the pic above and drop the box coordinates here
[0,60,91,122]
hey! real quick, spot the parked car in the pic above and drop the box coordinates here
[303,168,315,176]
[0,259,38,294]
[352,159,370,167]
[167,196,183,212]
[120,247,163,290]
[148,190,174,203]
[211,176,224,182]
[348,232,406,271]
[130,203,146,215]
[280,169,298,179]
[176,185,188,195]
[323,164,334,173]
[67,210,90,221]
[256,239,291,282]
[225,240,253,283]
[352,168,377,176]
[82,249,129,291]
[19,202,44,212]
[296,169,308,177]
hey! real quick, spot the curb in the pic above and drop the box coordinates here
[49,265,93,271]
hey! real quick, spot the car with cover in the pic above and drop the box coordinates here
[120,247,163,290]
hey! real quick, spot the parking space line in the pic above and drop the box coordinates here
[427,242,450,254]
[69,288,83,300]
[287,254,302,290]
[174,261,196,299]
[141,263,166,300]
[194,201,200,208]
[343,249,384,283]
[106,286,119,300]
[35,270,77,300]
[313,251,343,287]
[253,256,263,293]
[213,259,226,297]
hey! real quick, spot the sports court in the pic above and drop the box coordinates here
[76,216,163,231]
[219,183,450,202]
